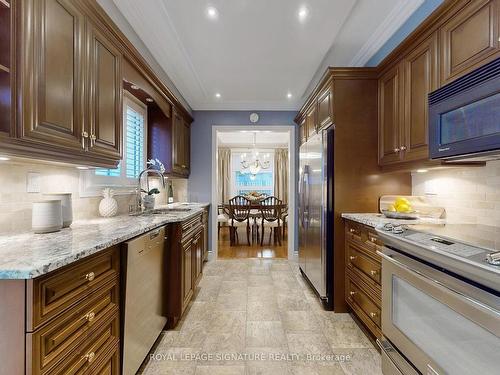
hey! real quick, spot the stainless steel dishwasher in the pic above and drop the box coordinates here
[122,226,167,375]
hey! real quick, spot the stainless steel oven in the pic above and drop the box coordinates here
[377,246,500,375]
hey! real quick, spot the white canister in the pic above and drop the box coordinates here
[32,200,63,234]
[43,193,73,227]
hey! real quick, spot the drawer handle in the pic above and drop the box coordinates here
[84,352,96,363]
[370,312,378,318]
[349,291,356,296]
[370,270,379,276]
[84,311,95,322]
[85,272,95,282]
[349,228,356,234]
[349,256,357,261]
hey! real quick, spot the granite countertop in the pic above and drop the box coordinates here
[341,213,445,228]
[0,203,210,280]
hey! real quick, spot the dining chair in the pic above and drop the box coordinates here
[281,206,288,238]
[217,204,229,239]
[228,196,252,246]
[259,196,284,246]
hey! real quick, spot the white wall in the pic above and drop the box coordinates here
[0,160,188,234]
[412,161,500,226]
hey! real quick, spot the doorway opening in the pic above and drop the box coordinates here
[211,126,296,260]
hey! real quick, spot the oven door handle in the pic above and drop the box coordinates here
[377,250,500,316]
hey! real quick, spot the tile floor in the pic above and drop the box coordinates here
[140,258,382,375]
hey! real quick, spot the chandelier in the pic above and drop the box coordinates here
[240,133,270,180]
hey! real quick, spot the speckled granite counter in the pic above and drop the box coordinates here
[0,203,209,279]
[341,213,445,228]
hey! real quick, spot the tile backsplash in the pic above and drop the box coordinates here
[412,160,500,226]
[0,160,188,234]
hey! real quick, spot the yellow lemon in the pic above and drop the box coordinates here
[396,203,411,213]
[388,204,396,212]
[395,197,410,208]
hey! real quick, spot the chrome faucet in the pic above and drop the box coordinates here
[136,168,166,211]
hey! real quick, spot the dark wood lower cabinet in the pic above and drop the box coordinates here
[344,219,382,340]
[166,213,205,328]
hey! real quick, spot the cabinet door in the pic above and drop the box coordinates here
[440,0,499,85]
[378,64,403,165]
[182,118,190,175]
[306,105,317,138]
[87,21,122,160]
[172,110,185,175]
[20,0,85,151]
[402,34,438,162]
[192,231,203,285]
[181,238,193,311]
[317,88,333,129]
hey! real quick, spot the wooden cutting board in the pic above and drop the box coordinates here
[379,195,445,218]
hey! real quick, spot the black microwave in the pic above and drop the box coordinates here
[429,58,500,161]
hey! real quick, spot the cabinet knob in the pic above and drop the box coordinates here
[81,131,89,150]
[349,256,357,261]
[349,228,356,234]
[85,272,95,282]
[349,291,356,296]
[394,147,400,153]
[370,237,377,243]
[370,312,378,318]
[90,134,97,147]
[84,352,96,363]
[400,145,407,151]
[370,270,378,276]
[84,311,95,322]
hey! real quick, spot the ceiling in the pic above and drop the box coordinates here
[111,0,423,110]
[218,131,289,148]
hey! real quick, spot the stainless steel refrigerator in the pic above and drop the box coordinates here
[298,125,334,309]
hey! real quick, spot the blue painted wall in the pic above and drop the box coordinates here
[188,110,298,251]
[365,0,444,67]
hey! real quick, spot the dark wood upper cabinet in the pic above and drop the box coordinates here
[87,20,122,160]
[440,0,500,85]
[317,87,333,129]
[378,64,403,165]
[171,109,190,177]
[298,118,306,145]
[306,105,317,138]
[0,0,13,136]
[19,0,85,151]
[402,34,438,162]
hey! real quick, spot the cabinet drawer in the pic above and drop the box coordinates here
[345,221,363,243]
[346,276,381,328]
[181,214,202,239]
[87,343,120,375]
[28,280,119,375]
[346,242,381,285]
[47,312,119,375]
[28,247,120,330]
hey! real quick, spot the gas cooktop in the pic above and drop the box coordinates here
[376,223,500,292]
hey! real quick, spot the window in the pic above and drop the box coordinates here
[230,151,274,197]
[80,94,147,196]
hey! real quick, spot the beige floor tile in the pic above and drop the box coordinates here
[289,361,345,375]
[247,301,281,321]
[195,365,246,375]
[216,293,248,311]
[338,348,382,375]
[323,321,374,349]
[280,311,321,333]
[286,333,332,356]
[276,292,311,311]
[208,310,247,333]
[246,361,292,375]
[246,321,287,348]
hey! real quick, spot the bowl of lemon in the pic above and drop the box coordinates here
[381,197,418,220]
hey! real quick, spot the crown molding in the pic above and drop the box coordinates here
[349,0,424,67]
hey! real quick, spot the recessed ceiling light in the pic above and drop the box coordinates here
[416,169,429,173]
[215,93,221,98]
[287,92,293,99]
[146,98,154,102]
[298,6,309,22]
[0,156,10,161]
[206,6,219,20]
[130,85,139,90]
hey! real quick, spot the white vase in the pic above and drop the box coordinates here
[32,200,63,234]
[143,195,155,210]
[99,188,118,217]
[43,193,73,227]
